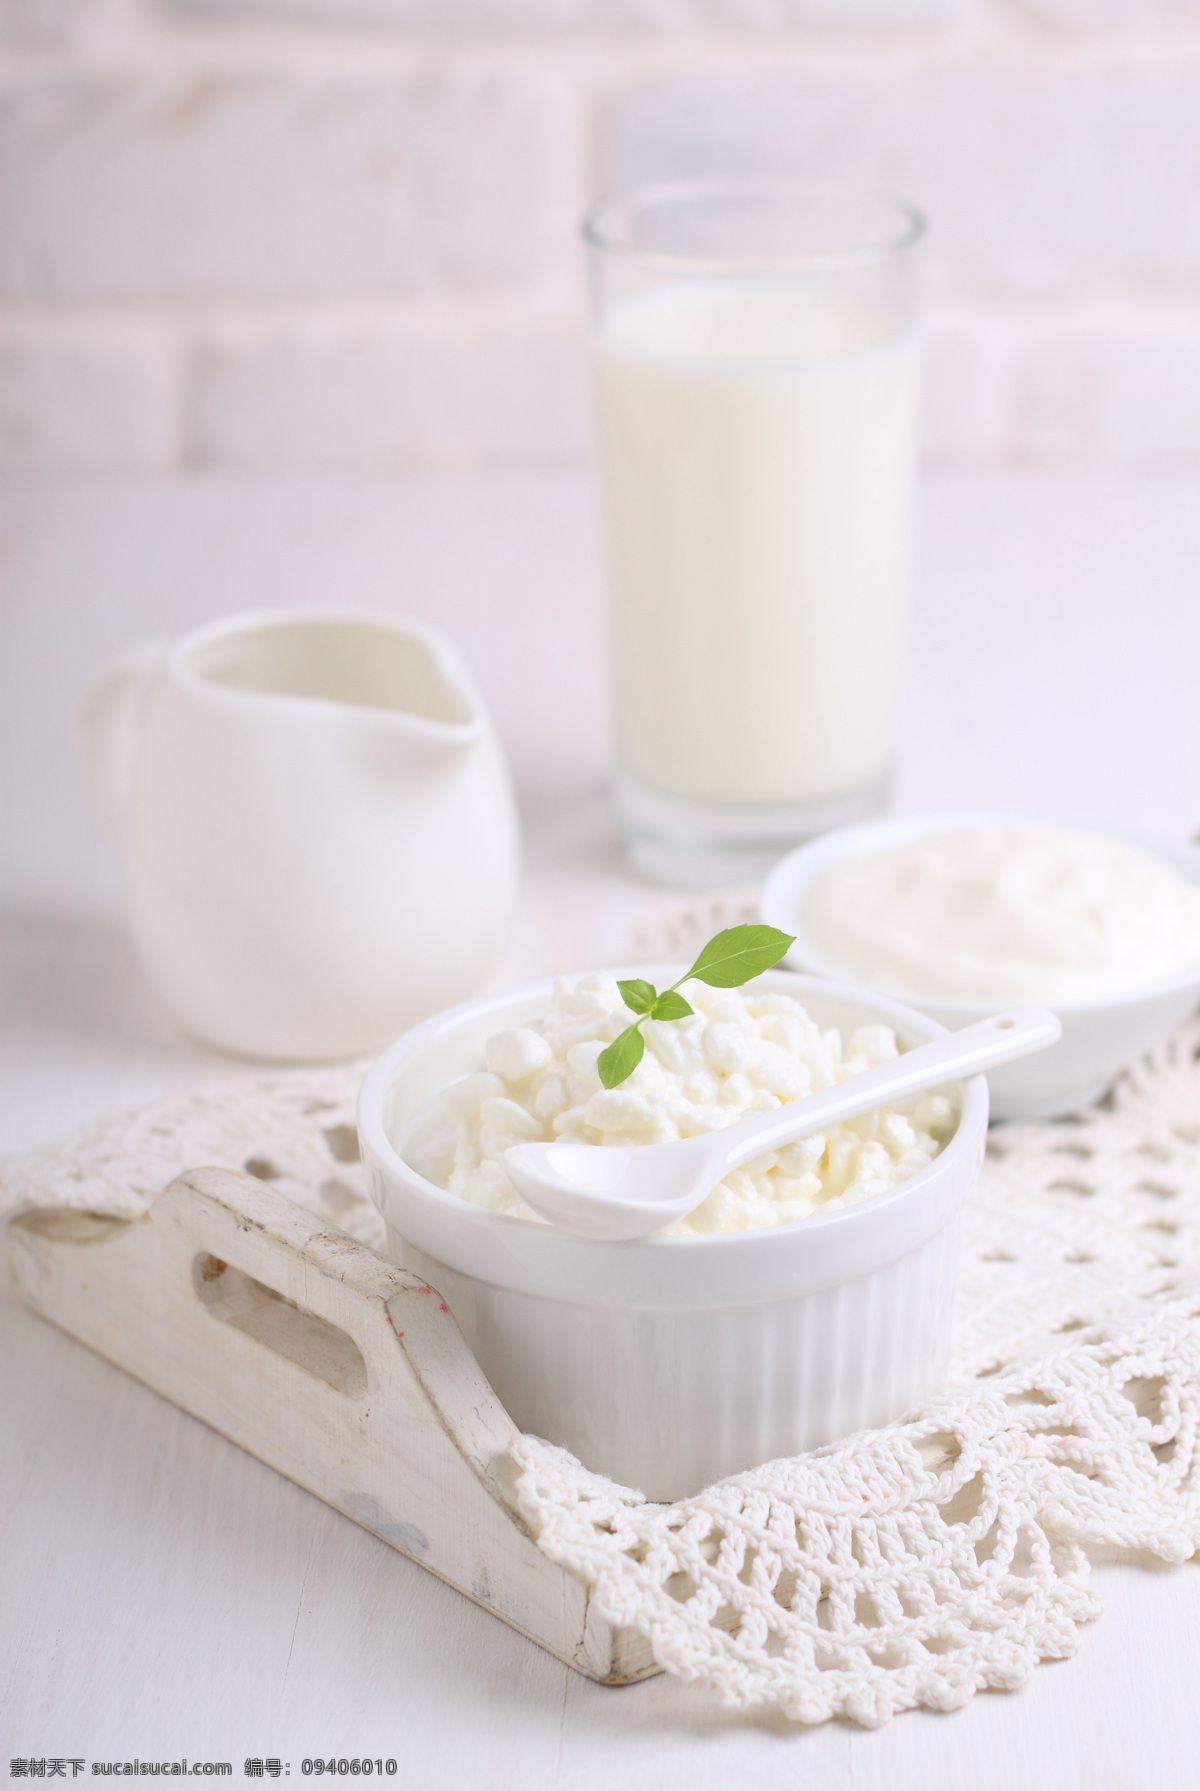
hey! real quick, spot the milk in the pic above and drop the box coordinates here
[592,284,919,807]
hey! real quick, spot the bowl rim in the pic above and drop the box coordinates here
[356,963,989,1261]
[761,810,1200,1017]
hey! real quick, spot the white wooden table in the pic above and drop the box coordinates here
[3,471,1199,1788]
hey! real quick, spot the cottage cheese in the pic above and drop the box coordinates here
[804,825,1200,1004]
[424,974,956,1236]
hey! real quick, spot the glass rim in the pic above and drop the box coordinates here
[581,177,925,275]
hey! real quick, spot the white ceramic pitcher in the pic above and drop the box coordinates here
[81,611,520,1060]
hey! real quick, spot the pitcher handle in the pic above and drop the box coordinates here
[79,640,166,836]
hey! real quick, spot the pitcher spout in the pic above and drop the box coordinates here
[177,611,488,750]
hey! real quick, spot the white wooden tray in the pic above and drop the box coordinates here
[6,1166,658,1686]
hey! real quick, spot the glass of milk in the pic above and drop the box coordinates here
[584,179,925,886]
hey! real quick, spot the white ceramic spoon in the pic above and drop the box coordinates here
[504,1007,1061,1242]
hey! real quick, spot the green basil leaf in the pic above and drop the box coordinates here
[681,924,796,989]
[617,978,657,1016]
[597,1024,646,1090]
[650,989,694,1022]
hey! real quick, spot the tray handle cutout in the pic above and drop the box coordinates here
[192,1252,368,1398]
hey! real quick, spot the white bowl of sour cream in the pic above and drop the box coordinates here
[761,813,1200,1122]
[358,967,988,1501]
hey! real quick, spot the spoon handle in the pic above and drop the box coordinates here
[711,1007,1061,1180]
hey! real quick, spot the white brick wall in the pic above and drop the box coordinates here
[0,1,92,47]
[190,318,587,468]
[1012,308,1200,467]
[0,320,175,470]
[604,62,1200,298]
[168,0,976,24]
[1,1,1198,475]
[0,71,573,300]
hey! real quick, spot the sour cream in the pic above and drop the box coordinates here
[422,974,956,1236]
[803,825,1200,1004]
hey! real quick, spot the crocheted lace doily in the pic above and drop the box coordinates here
[3,963,1199,1727]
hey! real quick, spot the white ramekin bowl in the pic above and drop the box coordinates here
[761,812,1200,1123]
[358,967,989,1502]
